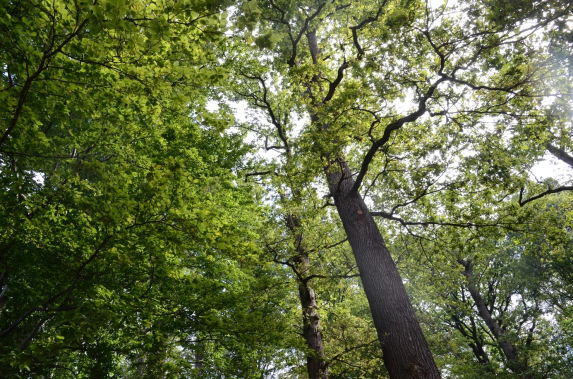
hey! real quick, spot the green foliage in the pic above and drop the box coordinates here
[228,0,573,376]
[0,0,295,377]
[393,194,573,377]
[3,0,573,377]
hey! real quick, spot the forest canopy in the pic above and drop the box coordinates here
[1,0,573,378]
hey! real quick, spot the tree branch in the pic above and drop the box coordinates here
[328,339,378,363]
[519,185,573,206]
[350,77,446,194]
[323,61,349,102]
[350,4,385,59]
[0,235,111,339]
[546,142,573,168]
[370,210,513,230]
[286,3,327,66]
[457,259,522,365]
[237,73,290,153]
[245,170,272,182]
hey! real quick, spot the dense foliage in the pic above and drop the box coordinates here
[1,0,573,377]
[0,0,293,377]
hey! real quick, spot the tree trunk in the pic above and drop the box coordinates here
[0,270,8,316]
[458,259,532,378]
[325,159,440,378]
[546,142,573,168]
[299,280,328,379]
[287,215,329,379]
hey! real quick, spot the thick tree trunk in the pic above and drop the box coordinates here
[304,19,438,379]
[458,259,532,378]
[325,159,440,378]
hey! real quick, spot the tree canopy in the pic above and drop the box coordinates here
[1,0,573,378]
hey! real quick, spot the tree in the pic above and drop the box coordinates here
[230,0,573,376]
[0,0,294,376]
[396,192,573,378]
[259,178,383,378]
[4,0,573,376]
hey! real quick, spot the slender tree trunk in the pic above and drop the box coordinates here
[287,215,328,378]
[325,159,440,378]
[299,280,328,379]
[194,339,204,370]
[0,270,8,316]
[458,259,532,378]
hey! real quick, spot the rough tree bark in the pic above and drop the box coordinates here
[239,4,442,376]
[325,159,440,378]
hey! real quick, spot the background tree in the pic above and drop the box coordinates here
[388,192,573,378]
[257,173,384,378]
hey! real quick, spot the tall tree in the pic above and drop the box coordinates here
[253,167,383,378]
[230,0,573,376]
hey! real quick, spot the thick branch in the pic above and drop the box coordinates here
[546,142,573,168]
[519,185,573,206]
[350,5,385,59]
[286,3,327,66]
[323,61,349,102]
[457,259,525,371]
[350,77,445,194]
